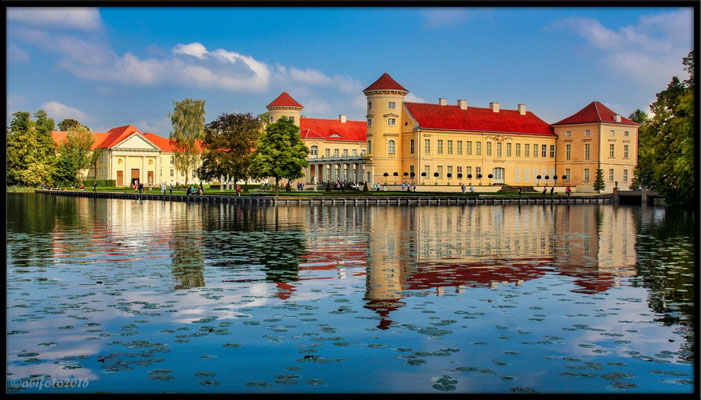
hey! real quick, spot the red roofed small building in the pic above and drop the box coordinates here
[51,125,208,187]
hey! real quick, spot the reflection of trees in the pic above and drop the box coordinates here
[169,206,205,290]
[633,207,695,362]
[199,205,306,287]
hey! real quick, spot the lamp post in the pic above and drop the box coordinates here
[433,172,439,185]
[536,175,541,187]
[553,175,558,187]
[457,173,463,185]
[544,175,550,187]
[488,173,493,186]
[410,171,415,183]
[393,172,398,185]
[421,172,426,185]
[477,173,482,186]
[467,173,472,186]
[403,172,408,184]
[383,172,389,185]
[447,173,452,185]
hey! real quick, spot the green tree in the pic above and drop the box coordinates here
[6,111,55,186]
[57,118,85,131]
[198,113,262,191]
[53,125,96,185]
[634,50,694,207]
[250,117,309,195]
[169,98,206,185]
[593,168,605,193]
[628,109,648,124]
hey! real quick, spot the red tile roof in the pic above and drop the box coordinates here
[267,91,303,108]
[554,101,638,126]
[364,72,408,92]
[405,103,555,136]
[299,118,367,142]
[51,125,203,152]
[143,132,204,152]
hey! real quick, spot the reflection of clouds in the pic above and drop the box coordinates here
[8,362,99,382]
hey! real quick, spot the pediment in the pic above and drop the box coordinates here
[112,133,161,151]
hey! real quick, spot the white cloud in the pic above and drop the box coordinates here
[548,10,693,88]
[134,117,172,135]
[406,93,426,103]
[8,7,103,30]
[172,42,208,59]
[8,44,29,62]
[43,101,90,122]
[422,9,470,28]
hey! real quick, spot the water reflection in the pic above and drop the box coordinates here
[6,194,694,393]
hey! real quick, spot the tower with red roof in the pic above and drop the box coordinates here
[267,91,304,127]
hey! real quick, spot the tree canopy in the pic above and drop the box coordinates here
[7,111,56,186]
[634,50,694,207]
[169,98,206,185]
[52,125,96,185]
[198,112,263,186]
[250,117,309,194]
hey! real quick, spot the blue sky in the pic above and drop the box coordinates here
[7,7,694,136]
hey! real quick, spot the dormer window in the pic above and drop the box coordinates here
[387,118,396,126]
[388,101,396,109]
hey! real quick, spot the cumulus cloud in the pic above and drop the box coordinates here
[406,93,426,103]
[8,7,103,30]
[422,9,471,28]
[8,44,29,62]
[43,101,91,122]
[547,10,693,88]
[172,42,208,59]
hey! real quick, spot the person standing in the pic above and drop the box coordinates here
[461,183,466,195]
[169,183,173,195]
[566,186,571,197]
[236,184,241,197]
[518,187,522,197]
[550,186,554,196]
[469,184,474,194]
[93,182,97,192]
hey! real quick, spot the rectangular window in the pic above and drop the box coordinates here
[334,149,339,157]
[367,118,372,127]
[584,144,590,160]
[170,169,174,177]
[486,142,492,156]
[457,140,462,155]
[476,141,481,156]
[623,169,628,182]
[550,145,555,158]
[457,166,462,175]
[388,101,396,109]
[496,142,502,157]
[524,144,530,157]
[623,144,629,159]
[609,169,614,182]
[325,149,331,157]
[624,131,629,137]
[447,140,453,154]
[585,130,590,136]
[425,139,430,154]
[410,165,415,175]
[424,165,430,178]
[566,130,571,137]
[506,142,512,157]
[533,143,538,158]
[476,166,482,177]
[447,166,453,177]
[466,166,472,176]
[437,140,443,154]
[170,158,174,165]
[466,141,472,155]
[368,101,372,110]
[437,165,443,178]
[343,149,348,156]
[410,139,415,154]
[352,149,357,156]
[565,168,571,181]
[610,129,615,136]
[584,168,590,182]
[566,144,571,160]
[515,143,521,157]
[388,118,396,126]
[609,143,615,158]
[542,144,547,158]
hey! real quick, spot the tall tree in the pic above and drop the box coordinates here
[628,109,648,124]
[250,117,309,195]
[198,113,263,190]
[634,50,694,207]
[6,111,55,186]
[169,98,206,185]
[53,125,96,185]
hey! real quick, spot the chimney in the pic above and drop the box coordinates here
[490,102,500,113]
[439,98,447,106]
[614,114,621,123]
[518,104,526,115]
[339,114,346,123]
[457,99,467,110]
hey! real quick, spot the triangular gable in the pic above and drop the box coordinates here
[111,132,161,151]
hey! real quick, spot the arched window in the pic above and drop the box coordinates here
[388,140,396,155]
[310,145,318,157]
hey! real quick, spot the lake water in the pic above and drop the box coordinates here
[6,193,695,393]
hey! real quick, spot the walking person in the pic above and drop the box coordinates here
[469,184,474,194]
[566,186,571,197]
[461,183,466,195]
[542,186,547,195]
[93,182,97,192]
[169,183,173,195]
[236,184,241,197]
[518,187,522,197]
[550,186,554,197]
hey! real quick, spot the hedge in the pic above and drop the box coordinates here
[81,179,116,187]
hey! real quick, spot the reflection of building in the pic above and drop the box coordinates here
[271,73,639,192]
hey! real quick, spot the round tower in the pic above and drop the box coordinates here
[267,91,303,127]
[363,73,408,185]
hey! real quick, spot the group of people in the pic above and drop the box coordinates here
[131,182,145,193]
[401,182,417,192]
[460,183,475,194]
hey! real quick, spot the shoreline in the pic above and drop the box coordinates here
[34,189,613,206]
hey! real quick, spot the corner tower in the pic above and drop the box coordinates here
[363,73,408,184]
[267,91,303,127]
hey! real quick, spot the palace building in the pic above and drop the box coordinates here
[270,72,639,192]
